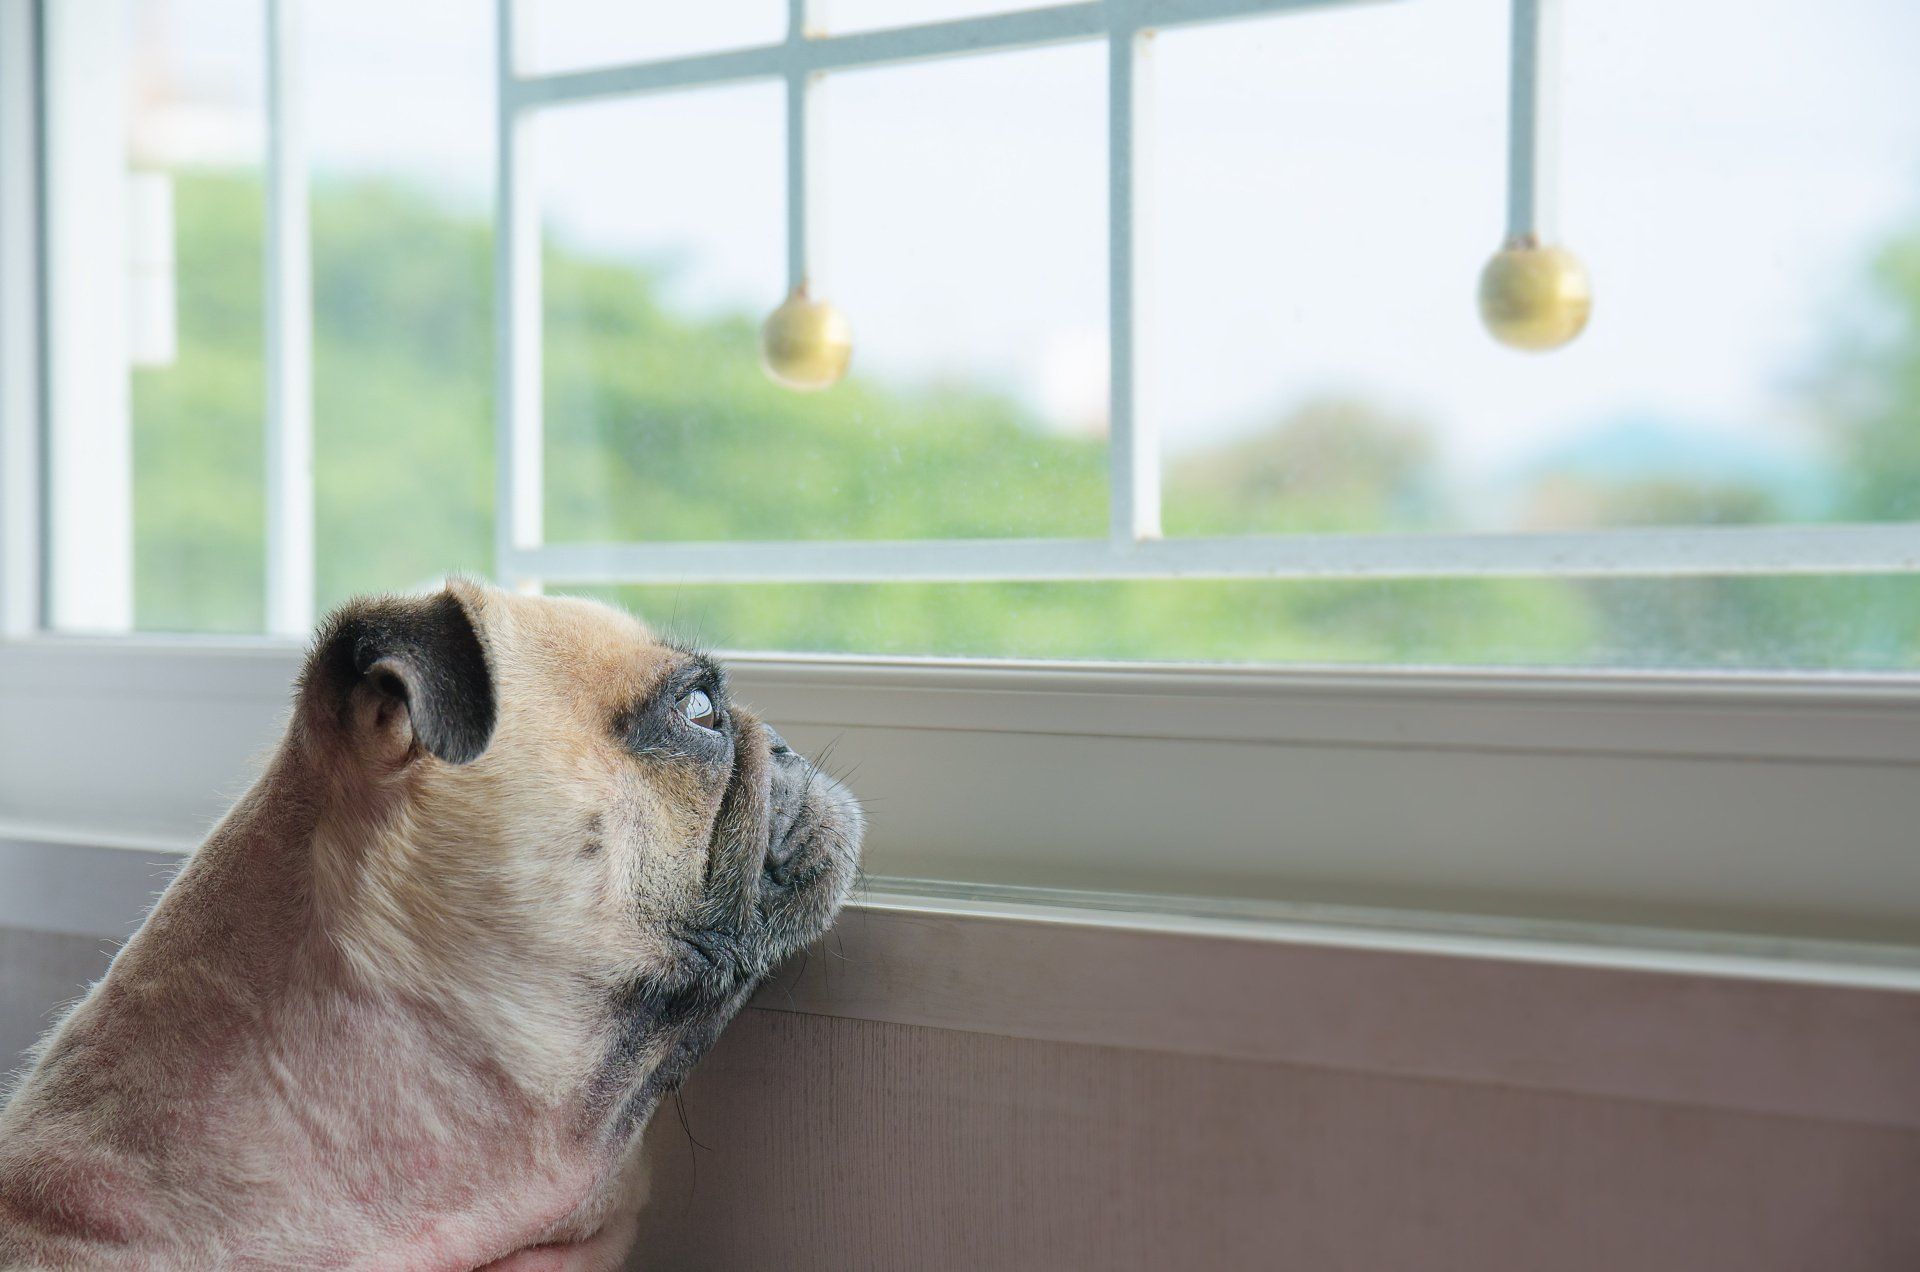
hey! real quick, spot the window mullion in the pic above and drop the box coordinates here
[264,0,315,637]
[41,0,133,634]
[495,0,544,594]
[519,524,1920,586]
[1107,6,1160,546]
[0,0,44,637]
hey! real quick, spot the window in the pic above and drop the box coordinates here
[6,1,1920,946]
[25,0,497,636]
[6,0,1918,669]
[514,0,1920,671]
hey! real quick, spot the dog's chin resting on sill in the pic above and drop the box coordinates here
[0,579,864,1271]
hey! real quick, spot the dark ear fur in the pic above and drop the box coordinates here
[302,588,496,765]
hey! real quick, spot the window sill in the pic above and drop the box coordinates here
[6,820,1920,1133]
[4,636,1920,945]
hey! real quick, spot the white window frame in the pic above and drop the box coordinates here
[2,0,1919,960]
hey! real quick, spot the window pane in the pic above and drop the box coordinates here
[1559,0,1920,527]
[118,0,267,633]
[536,82,791,543]
[517,0,785,73]
[567,576,1920,671]
[308,0,496,614]
[1154,0,1920,542]
[64,0,1920,670]
[814,43,1109,536]
[540,43,1109,544]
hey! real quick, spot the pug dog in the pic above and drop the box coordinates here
[0,581,863,1270]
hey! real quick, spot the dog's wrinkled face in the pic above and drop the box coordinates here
[305,580,862,1151]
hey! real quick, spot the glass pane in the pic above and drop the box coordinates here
[541,43,1109,543]
[567,576,1920,671]
[1560,0,1920,527]
[814,43,1108,535]
[308,0,496,615]
[1153,0,1920,540]
[537,82,789,543]
[518,0,785,73]
[126,0,269,633]
[821,0,1042,34]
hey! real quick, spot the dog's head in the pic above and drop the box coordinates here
[293,578,862,1150]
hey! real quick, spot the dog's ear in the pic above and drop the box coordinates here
[300,588,496,766]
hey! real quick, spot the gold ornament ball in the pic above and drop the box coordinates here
[1477,238,1592,352]
[760,285,852,391]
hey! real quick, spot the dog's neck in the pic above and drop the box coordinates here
[0,752,620,1270]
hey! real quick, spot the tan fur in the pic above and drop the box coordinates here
[0,582,862,1271]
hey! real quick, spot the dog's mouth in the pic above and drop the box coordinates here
[663,756,858,986]
[594,730,862,1139]
[763,749,861,891]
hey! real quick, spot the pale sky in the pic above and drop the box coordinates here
[144,0,1920,513]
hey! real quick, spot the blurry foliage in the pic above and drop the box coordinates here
[126,172,1920,668]
[544,251,1108,543]
[1167,396,1442,535]
[129,173,266,632]
[1822,220,1920,523]
[1516,476,1783,531]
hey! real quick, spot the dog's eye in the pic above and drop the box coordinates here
[679,688,718,731]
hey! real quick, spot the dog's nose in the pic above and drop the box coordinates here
[763,727,807,873]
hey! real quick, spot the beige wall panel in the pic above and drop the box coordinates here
[633,1009,1920,1272]
[4,926,1917,1270]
